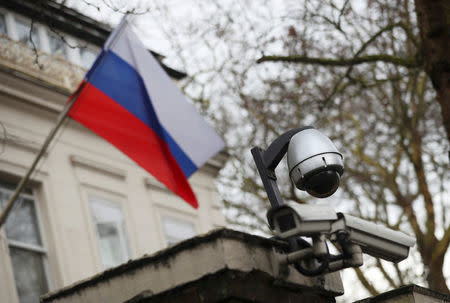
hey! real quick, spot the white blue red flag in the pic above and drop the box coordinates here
[69,18,225,208]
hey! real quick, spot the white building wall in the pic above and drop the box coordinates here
[0,33,226,303]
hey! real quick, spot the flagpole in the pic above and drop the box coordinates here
[0,82,85,228]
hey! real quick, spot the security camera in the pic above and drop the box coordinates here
[252,127,415,278]
[330,213,416,263]
[268,205,416,276]
[251,127,343,208]
[267,204,337,238]
[287,129,344,198]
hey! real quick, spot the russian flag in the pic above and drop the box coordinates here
[68,18,225,208]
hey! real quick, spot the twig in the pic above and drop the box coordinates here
[29,19,43,69]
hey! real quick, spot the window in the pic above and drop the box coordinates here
[0,183,49,303]
[0,12,6,35]
[89,197,129,269]
[15,18,39,48]
[48,31,66,59]
[4,13,100,68]
[161,215,197,246]
[80,47,98,69]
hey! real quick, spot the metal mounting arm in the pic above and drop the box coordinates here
[251,126,313,208]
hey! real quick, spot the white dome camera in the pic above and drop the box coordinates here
[252,127,344,207]
[287,129,343,198]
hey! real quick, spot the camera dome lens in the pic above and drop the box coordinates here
[305,170,340,198]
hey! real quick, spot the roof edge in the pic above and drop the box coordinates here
[354,284,450,302]
[41,228,287,302]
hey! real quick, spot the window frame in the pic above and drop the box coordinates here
[0,10,7,35]
[158,210,199,247]
[46,29,69,60]
[88,195,131,270]
[0,184,52,301]
[0,8,17,39]
[12,14,41,49]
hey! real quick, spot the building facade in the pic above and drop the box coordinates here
[0,2,227,303]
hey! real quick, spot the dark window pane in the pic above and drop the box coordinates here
[97,222,126,268]
[0,190,7,207]
[0,182,32,194]
[3,196,42,246]
[9,246,48,303]
[0,181,18,191]
[0,13,6,35]
[16,18,39,48]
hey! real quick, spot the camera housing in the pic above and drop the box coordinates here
[267,204,337,238]
[287,129,344,198]
[330,213,416,263]
[267,204,416,270]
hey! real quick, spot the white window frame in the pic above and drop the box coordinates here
[158,210,199,247]
[0,9,17,39]
[37,23,50,54]
[0,184,52,301]
[88,195,130,270]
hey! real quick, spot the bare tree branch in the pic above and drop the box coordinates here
[353,267,379,295]
[257,54,419,68]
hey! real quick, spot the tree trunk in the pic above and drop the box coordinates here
[414,0,450,294]
[414,0,450,146]
[426,252,450,294]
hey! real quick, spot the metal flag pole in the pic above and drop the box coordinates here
[0,83,85,228]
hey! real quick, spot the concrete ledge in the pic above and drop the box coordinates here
[125,270,337,303]
[41,228,344,303]
[355,285,450,303]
